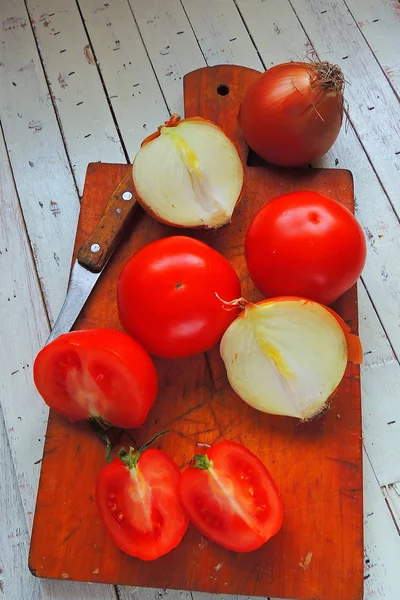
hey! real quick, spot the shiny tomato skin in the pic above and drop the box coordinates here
[117,236,241,359]
[179,441,283,552]
[96,448,189,560]
[245,191,366,305]
[33,328,158,428]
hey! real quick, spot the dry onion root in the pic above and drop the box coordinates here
[132,114,244,229]
[219,297,362,421]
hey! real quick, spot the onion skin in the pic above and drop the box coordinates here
[132,114,244,229]
[239,62,344,167]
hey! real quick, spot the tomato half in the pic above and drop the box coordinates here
[33,328,158,428]
[96,445,189,560]
[117,236,241,358]
[245,191,367,305]
[179,441,283,552]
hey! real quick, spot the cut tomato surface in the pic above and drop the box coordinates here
[179,441,283,552]
[96,446,189,560]
[33,328,158,428]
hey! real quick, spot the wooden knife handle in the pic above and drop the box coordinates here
[77,168,138,273]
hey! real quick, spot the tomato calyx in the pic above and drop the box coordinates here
[190,453,212,470]
[119,430,168,470]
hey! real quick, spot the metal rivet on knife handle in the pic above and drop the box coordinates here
[76,169,138,273]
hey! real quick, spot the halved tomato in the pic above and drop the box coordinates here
[179,441,283,552]
[96,440,189,560]
[33,328,158,428]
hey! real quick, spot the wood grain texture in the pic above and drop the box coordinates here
[26,0,126,194]
[358,284,400,485]
[77,169,138,272]
[30,65,363,600]
[345,0,400,97]
[78,0,170,160]
[127,0,204,114]
[0,0,80,324]
[0,409,42,600]
[180,0,263,71]
[363,459,400,597]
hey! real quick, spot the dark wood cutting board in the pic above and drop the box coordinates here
[29,65,363,600]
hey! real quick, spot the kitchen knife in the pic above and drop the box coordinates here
[47,168,138,343]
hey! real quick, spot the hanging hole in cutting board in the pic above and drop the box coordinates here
[217,84,229,96]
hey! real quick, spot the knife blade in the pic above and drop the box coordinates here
[47,168,138,344]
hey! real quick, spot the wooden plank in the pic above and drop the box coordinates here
[78,0,169,160]
[180,0,263,70]
[288,0,400,214]
[30,66,363,600]
[358,284,400,485]
[235,0,318,65]
[127,0,204,115]
[363,458,400,598]
[25,0,126,194]
[0,125,55,532]
[0,0,80,323]
[0,129,118,600]
[345,0,400,97]
[0,410,42,600]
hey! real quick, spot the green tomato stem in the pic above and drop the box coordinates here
[119,430,168,470]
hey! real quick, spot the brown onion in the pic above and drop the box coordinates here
[240,61,345,167]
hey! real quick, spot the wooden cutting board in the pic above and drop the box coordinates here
[29,65,363,600]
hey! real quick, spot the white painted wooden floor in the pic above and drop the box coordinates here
[1,0,400,598]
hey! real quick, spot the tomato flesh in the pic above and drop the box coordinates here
[179,441,283,552]
[245,191,366,305]
[117,236,241,358]
[33,328,158,428]
[96,449,189,560]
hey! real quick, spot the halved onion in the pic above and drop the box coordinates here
[132,114,244,228]
[219,297,362,420]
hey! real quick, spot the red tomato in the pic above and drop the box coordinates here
[117,236,241,359]
[245,191,367,305]
[179,441,283,552]
[96,445,189,560]
[33,328,158,428]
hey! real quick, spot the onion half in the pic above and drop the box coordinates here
[220,297,362,420]
[132,114,244,229]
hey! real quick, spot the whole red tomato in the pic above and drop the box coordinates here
[245,191,366,305]
[96,439,189,560]
[179,441,283,552]
[33,328,158,428]
[117,236,241,358]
